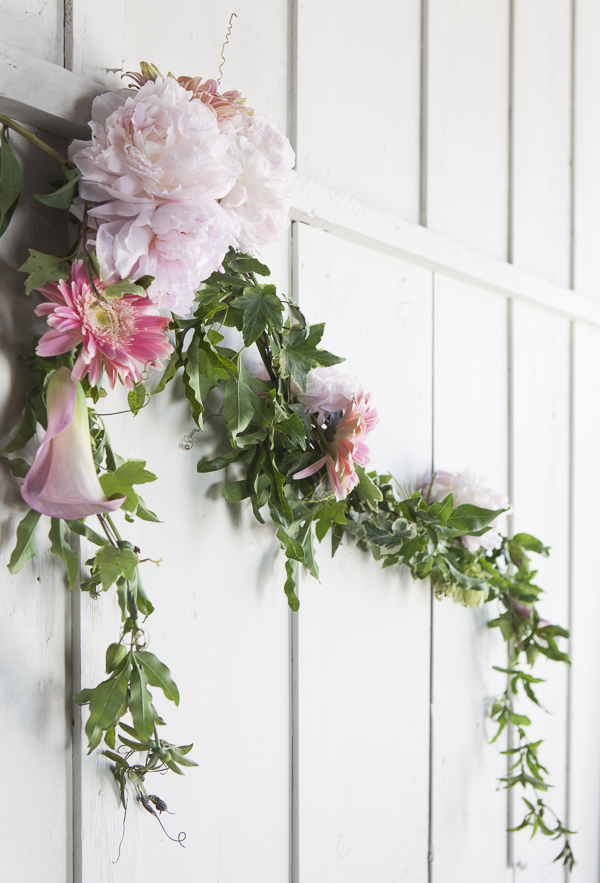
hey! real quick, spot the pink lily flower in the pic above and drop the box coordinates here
[21,367,125,519]
[294,389,378,501]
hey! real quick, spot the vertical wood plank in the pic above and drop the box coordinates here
[568,320,600,883]
[296,0,421,222]
[295,223,433,882]
[431,275,512,883]
[511,299,570,881]
[1,0,64,65]
[572,0,600,301]
[426,0,510,260]
[0,132,71,882]
[512,0,572,286]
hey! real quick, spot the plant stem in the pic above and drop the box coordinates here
[106,514,123,542]
[0,113,76,169]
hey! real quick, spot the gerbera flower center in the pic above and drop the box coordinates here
[81,290,137,344]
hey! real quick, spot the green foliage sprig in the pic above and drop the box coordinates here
[0,125,573,866]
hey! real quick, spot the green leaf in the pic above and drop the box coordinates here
[284,559,300,611]
[276,528,305,564]
[355,465,383,507]
[129,660,155,742]
[228,256,270,276]
[103,280,148,299]
[127,383,147,416]
[279,323,344,391]
[64,519,109,546]
[106,643,129,673]
[34,165,79,209]
[19,249,70,296]
[8,509,42,573]
[223,359,255,439]
[513,533,549,556]
[134,274,155,289]
[135,496,160,522]
[0,456,29,478]
[93,544,139,592]
[222,480,250,503]
[135,650,180,705]
[152,353,182,395]
[231,285,284,346]
[48,518,79,589]
[169,748,198,767]
[1,397,37,454]
[73,688,94,705]
[85,661,132,749]
[99,459,156,513]
[445,504,506,534]
[0,129,22,238]
[197,448,246,473]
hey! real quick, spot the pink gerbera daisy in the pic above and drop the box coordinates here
[35,261,173,390]
[294,389,378,501]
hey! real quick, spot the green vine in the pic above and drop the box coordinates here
[0,112,574,868]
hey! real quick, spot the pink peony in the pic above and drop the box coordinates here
[219,113,295,251]
[91,199,238,316]
[294,389,378,501]
[35,261,173,389]
[69,78,240,206]
[293,366,360,424]
[21,367,125,519]
[423,469,509,552]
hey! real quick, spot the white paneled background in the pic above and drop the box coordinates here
[1,1,600,881]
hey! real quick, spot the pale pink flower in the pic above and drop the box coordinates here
[176,76,252,121]
[35,261,173,389]
[293,367,359,424]
[92,199,238,316]
[21,367,125,519]
[219,113,295,250]
[69,78,240,206]
[294,389,378,501]
[423,469,509,552]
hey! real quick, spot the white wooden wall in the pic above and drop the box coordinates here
[2,1,600,881]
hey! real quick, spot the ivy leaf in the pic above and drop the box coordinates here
[279,323,344,391]
[99,459,157,513]
[135,650,180,705]
[231,285,284,346]
[103,279,148,300]
[228,255,270,276]
[49,518,79,589]
[128,383,147,416]
[8,509,42,574]
[19,249,70,296]
[129,660,155,742]
[355,465,383,507]
[93,544,139,592]
[34,165,79,209]
[0,129,22,238]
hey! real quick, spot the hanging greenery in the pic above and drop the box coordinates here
[0,63,574,867]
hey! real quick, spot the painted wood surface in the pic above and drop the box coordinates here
[296,0,421,222]
[511,0,572,286]
[572,0,600,301]
[431,275,511,883]
[426,0,509,260]
[568,320,600,883]
[1,0,63,65]
[295,222,432,882]
[0,132,71,880]
[510,300,571,881]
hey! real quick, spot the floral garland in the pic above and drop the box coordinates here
[0,63,574,867]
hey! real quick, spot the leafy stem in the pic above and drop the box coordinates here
[0,113,76,169]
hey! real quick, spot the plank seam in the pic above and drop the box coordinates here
[419,0,429,228]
